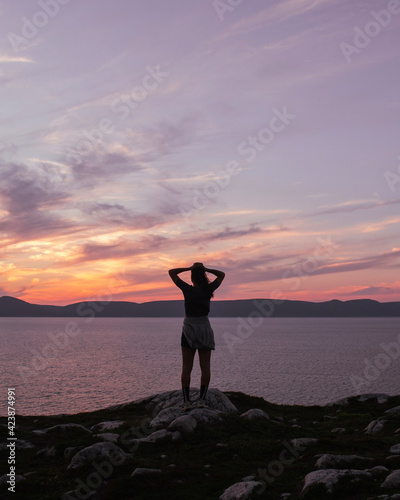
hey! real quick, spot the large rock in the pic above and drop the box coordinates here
[67,442,130,470]
[190,408,224,428]
[142,388,238,416]
[219,480,263,500]
[168,414,197,436]
[381,469,400,489]
[33,423,92,436]
[300,469,373,498]
[150,407,186,428]
[315,454,373,469]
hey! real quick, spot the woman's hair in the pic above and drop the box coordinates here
[191,267,213,298]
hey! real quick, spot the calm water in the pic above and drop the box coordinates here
[1,317,399,415]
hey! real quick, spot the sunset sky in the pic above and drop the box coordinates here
[0,0,399,305]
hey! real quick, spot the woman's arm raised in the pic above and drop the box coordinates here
[168,266,192,285]
[204,267,225,285]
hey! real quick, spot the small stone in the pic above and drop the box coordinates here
[331,427,346,434]
[242,475,255,481]
[240,408,270,420]
[90,420,125,432]
[132,467,162,477]
[390,444,400,454]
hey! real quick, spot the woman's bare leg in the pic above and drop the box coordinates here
[198,349,211,387]
[181,346,196,388]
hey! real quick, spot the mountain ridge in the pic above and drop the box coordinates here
[0,295,399,317]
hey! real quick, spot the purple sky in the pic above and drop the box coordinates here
[0,0,399,305]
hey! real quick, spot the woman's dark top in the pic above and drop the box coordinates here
[174,277,221,317]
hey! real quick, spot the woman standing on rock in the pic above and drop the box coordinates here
[168,263,225,410]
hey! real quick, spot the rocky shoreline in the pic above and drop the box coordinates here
[1,390,400,499]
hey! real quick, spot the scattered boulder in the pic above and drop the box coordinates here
[0,474,26,485]
[94,432,119,443]
[90,420,125,432]
[150,407,185,428]
[132,467,162,477]
[219,480,263,500]
[67,442,130,470]
[365,419,386,434]
[168,414,197,436]
[357,394,389,404]
[331,427,346,434]
[132,428,182,444]
[385,406,400,416]
[300,469,373,498]
[381,469,400,489]
[366,465,389,478]
[315,454,373,469]
[36,446,58,457]
[240,408,270,420]
[390,444,400,454]
[290,438,318,448]
[33,423,92,436]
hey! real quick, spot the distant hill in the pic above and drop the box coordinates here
[0,296,399,317]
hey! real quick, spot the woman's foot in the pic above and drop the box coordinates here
[182,401,196,411]
[196,398,208,408]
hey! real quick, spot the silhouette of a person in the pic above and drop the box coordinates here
[168,263,225,409]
